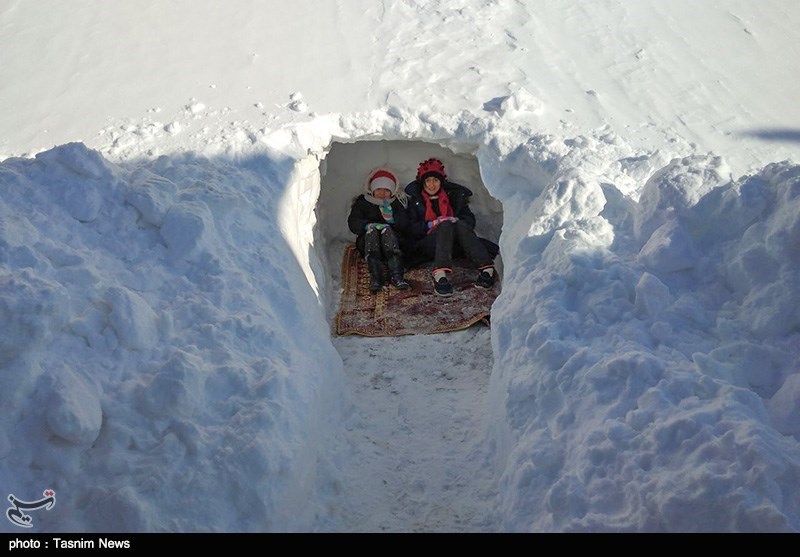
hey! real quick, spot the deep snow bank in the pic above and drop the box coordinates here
[487,143,800,531]
[0,143,344,532]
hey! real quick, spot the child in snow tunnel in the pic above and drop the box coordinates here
[347,168,412,293]
[404,158,499,297]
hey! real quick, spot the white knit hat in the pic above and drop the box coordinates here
[368,169,397,194]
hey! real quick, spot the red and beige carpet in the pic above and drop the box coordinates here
[334,243,500,337]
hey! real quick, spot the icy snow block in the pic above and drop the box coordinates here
[125,168,178,227]
[34,143,116,222]
[637,218,698,273]
[634,272,672,320]
[159,201,215,261]
[633,155,730,244]
[767,374,800,436]
[141,350,206,419]
[45,372,103,445]
[0,270,68,363]
[725,245,779,295]
[105,286,158,351]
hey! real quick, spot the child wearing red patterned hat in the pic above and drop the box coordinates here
[347,168,411,293]
[404,158,498,297]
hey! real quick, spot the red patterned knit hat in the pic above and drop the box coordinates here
[416,158,447,182]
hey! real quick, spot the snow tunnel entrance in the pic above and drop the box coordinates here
[313,139,504,324]
[309,140,504,530]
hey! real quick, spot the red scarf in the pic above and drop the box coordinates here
[422,188,454,221]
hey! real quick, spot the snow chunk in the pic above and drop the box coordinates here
[725,244,779,296]
[634,272,672,320]
[125,168,178,226]
[45,371,103,445]
[637,217,699,273]
[0,270,69,363]
[767,374,800,437]
[694,341,789,395]
[186,100,206,114]
[164,121,182,135]
[35,142,114,181]
[288,92,308,112]
[105,286,158,351]
[34,142,117,222]
[498,86,545,117]
[159,200,216,261]
[140,350,206,419]
[634,155,731,244]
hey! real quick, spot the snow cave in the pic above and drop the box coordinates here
[309,139,505,331]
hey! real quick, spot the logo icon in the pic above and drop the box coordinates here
[6,490,56,528]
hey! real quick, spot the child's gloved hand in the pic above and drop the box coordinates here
[426,216,458,231]
[365,223,388,233]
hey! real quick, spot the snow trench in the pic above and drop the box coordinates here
[308,139,507,532]
[3,109,800,532]
[272,123,800,532]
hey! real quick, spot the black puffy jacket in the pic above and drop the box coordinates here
[347,195,411,256]
[404,180,477,241]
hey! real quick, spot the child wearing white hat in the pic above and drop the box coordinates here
[347,168,411,293]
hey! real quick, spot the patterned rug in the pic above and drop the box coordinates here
[334,243,500,337]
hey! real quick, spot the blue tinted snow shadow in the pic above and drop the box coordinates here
[739,128,800,143]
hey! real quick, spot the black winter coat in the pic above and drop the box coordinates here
[347,195,411,255]
[404,180,478,241]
